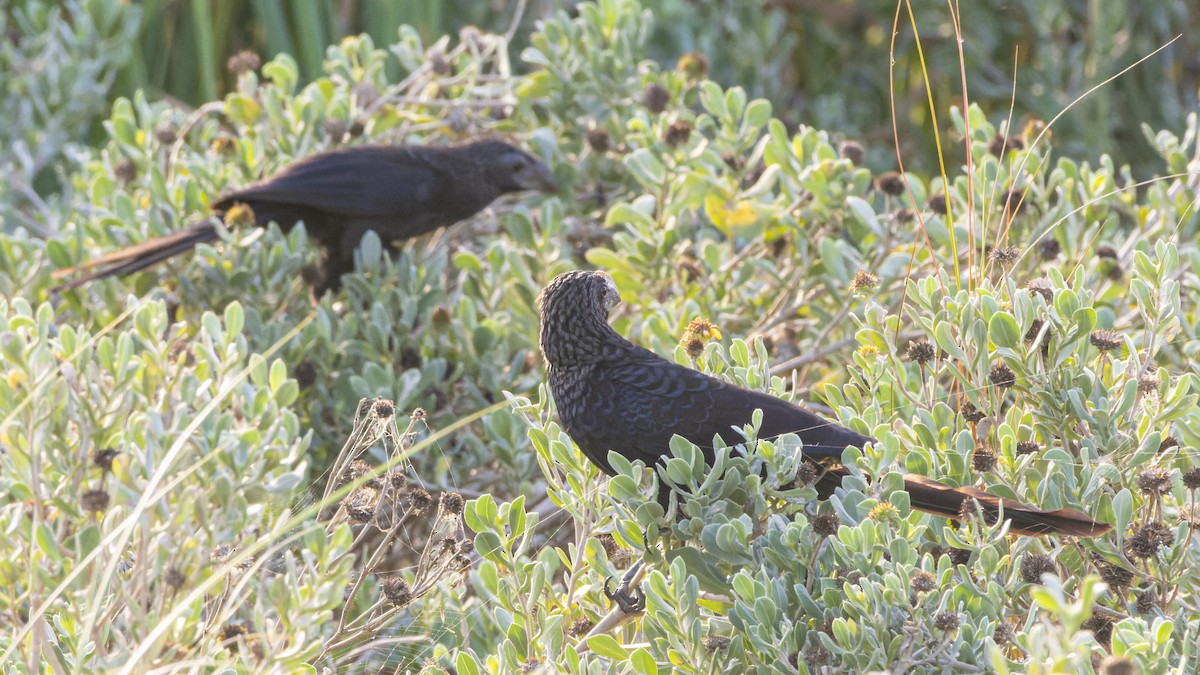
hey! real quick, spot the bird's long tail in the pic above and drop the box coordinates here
[52,220,220,292]
[814,468,1110,537]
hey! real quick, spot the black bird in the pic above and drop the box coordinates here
[54,139,557,295]
[537,270,1110,537]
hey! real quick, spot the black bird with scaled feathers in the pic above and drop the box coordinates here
[54,138,557,295]
[537,270,1110,537]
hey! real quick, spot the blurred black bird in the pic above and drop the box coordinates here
[537,270,1110,538]
[54,139,557,295]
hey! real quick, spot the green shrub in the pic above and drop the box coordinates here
[2,0,1199,671]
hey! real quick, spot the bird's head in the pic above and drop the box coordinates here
[480,141,558,194]
[537,270,622,366]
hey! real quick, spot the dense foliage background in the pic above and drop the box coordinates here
[2,0,1199,672]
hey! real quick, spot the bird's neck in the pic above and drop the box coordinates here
[540,313,629,369]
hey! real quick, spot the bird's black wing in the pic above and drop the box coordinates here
[582,348,869,469]
[213,146,449,220]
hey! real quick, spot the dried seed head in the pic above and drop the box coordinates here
[428,49,453,76]
[568,618,595,637]
[1100,657,1137,675]
[988,133,1024,157]
[1002,189,1028,215]
[218,622,249,643]
[1124,522,1174,559]
[989,246,1021,266]
[812,513,840,538]
[163,566,186,590]
[911,571,936,593]
[322,119,348,140]
[850,269,880,292]
[1016,440,1040,456]
[346,459,381,489]
[894,207,914,223]
[81,489,110,514]
[703,635,731,652]
[803,643,830,666]
[1019,552,1054,583]
[934,611,960,632]
[226,50,261,75]
[988,363,1017,389]
[946,548,971,566]
[684,337,705,360]
[114,160,136,184]
[1158,436,1179,454]
[927,193,947,215]
[386,470,407,492]
[408,487,433,515]
[1084,616,1114,649]
[876,171,905,196]
[457,538,475,555]
[959,401,986,423]
[794,463,818,486]
[411,408,427,421]
[451,553,472,571]
[1180,504,1200,528]
[373,399,394,418]
[1037,237,1061,260]
[1135,589,1157,614]
[1024,319,1051,357]
[664,120,693,147]
[1136,468,1171,495]
[210,544,235,564]
[1097,561,1133,589]
[154,125,178,145]
[1098,255,1124,280]
[596,533,619,559]
[292,361,317,389]
[586,128,611,154]
[344,486,380,523]
[439,491,465,515]
[677,257,704,285]
[972,449,998,473]
[838,140,865,166]
[381,576,412,607]
[906,340,936,365]
[992,620,1016,644]
[1089,329,1123,353]
[351,81,379,108]
[677,52,710,80]
[1182,468,1200,490]
[1137,371,1159,395]
[641,83,670,114]
[1096,244,1118,260]
[1025,278,1054,302]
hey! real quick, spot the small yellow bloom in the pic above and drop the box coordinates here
[704,194,758,229]
[686,317,722,341]
[6,369,27,389]
[868,502,899,524]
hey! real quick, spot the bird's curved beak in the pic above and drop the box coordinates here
[596,270,620,310]
[520,160,559,193]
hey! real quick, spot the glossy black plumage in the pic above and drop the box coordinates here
[54,139,557,295]
[537,270,1110,538]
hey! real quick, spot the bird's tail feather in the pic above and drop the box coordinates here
[53,220,219,292]
[813,467,1110,537]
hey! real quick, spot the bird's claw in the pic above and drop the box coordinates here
[604,575,646,613]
